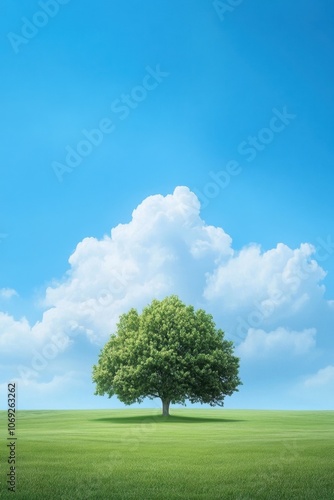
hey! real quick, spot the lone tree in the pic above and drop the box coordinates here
[92,295,241,416]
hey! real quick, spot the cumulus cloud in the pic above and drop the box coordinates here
[19,371,78,392]
[0,312,39,356]
[0,186,332,373]
[38,186,330,347]
[236,327,317,359]
[204,242,326,317]
[0,371,84,410]
[1,185,334,412]
[0,371,77,393]
[304,365,334,388]
[289,364,334,409]
[0,288,18,299]
[40,186,233,344]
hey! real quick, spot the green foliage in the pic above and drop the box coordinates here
[92,295,241,409]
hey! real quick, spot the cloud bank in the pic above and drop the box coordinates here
[1,186,333,408]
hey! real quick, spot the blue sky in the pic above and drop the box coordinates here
[0,0,333,411]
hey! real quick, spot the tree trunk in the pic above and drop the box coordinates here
[162,399,170,417]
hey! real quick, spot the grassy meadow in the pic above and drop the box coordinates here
[0,409,333,499]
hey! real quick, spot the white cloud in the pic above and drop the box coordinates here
[0,186,332,370]
[204,242,326,318]
[0,312,38,355]
[16,371,78,393]
[40,186,233,344]
[304,365,334,388]
[0,371,84,410]
[236,327,317,359]
[0,288,18,299]
[0,372,77,394]
[1,186,334,409]
[38,186,329,348]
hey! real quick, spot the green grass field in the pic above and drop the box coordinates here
[1,409,333,499]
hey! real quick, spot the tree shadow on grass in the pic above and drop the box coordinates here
[91,414,245,424]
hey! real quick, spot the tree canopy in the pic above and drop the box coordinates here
[92,295,241,416]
